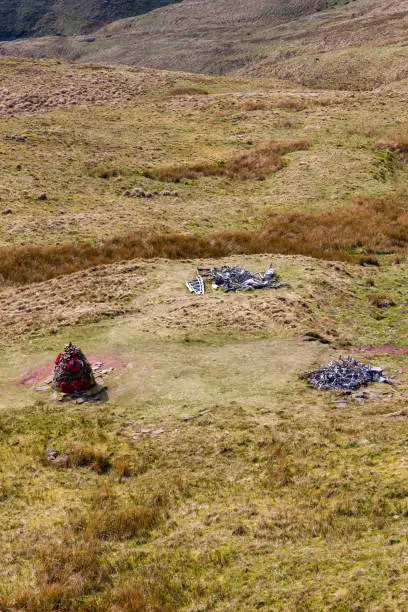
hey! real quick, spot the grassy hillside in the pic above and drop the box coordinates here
[0,0,181,40]
[2,0,408,89]
[1,55,408,609]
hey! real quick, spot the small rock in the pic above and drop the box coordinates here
[141,428,151,434]
[162,190,171,196]
[171,191,179,197]
[131,188,146,197]
[46,447,58,460]
[38,193,47,201]
[1,209,12,215]
[333,400,348,408]
[36,385,50,391]
[182,415,195,421]
[152,429,165,435]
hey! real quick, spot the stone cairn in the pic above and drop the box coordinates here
[53,342,95,394]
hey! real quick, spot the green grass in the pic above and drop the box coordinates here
[2,310,408,609]
[0,55,408,609]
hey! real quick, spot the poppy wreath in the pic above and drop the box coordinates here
[53,342,95,394]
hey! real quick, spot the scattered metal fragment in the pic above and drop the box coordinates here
[306,356,390,391]
[186,269,205,294]
[186,265,286,294]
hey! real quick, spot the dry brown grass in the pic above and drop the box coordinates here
[1,194,407,286]
[144,139,309,182]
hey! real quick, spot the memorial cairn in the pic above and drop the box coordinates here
[53,342,95,395]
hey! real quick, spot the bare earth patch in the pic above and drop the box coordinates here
[348,344,408,354]
[20,352,127,386]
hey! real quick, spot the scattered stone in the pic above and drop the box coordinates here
[386,410,408,418]
[162,190,171,196]
[38,193,47,201]
[141,428,151,434]
[45,447,69,467]
[46,447,58,461]
[152,428,165,435]
[333,400,348,408]
[125,187,153,198]
[36,384,50,391]
[1,208,12,215]
[182,415,195,421]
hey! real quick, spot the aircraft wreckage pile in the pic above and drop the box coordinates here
[186,265,286,294]
[306,356,390,391]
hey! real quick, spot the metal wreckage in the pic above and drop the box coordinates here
[305,356,390,391]
[186,265,390,393]
[186,265,286,294]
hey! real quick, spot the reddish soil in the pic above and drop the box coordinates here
[347,344,408,355]
[20,352,127,386]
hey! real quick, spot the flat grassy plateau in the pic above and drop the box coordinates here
[0,57,408,610]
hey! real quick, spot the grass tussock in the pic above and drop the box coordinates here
[144,139,309,182]
[66,443,112,473]
[88,505,162,540]
[169,87,209,96]
[239,100,269,111]
[367,293,395,309]
[1,195,408,286]
[375,133,408,161]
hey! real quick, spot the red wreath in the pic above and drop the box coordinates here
[59,381,70,393]
[67,358,82,373]
[54,352,62,365]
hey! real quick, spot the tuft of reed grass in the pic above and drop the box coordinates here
[66,443,112,474]
[88,505,162,540]
[144,139,309,182]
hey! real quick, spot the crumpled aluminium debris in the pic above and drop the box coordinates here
[306,356,390,391]
[186,265,285,294]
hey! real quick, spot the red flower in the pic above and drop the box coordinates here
[59,381,70,393]
[54,352,62,365]
[67,358,81,373]
[80,378,89,390]
[69,380,82,394]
